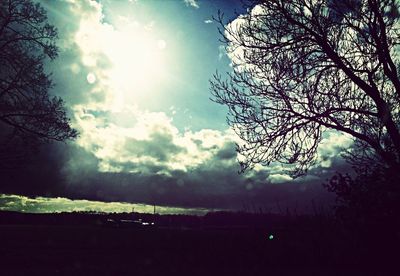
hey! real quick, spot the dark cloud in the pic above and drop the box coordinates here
[0,132,340,213]
[215,141,237,160]
[124,132,186,163]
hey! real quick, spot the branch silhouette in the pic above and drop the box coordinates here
[211,0,400,177]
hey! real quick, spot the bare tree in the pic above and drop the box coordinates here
[211,0,400,177]
[0,0,77,170]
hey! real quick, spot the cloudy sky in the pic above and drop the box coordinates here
[1,0,354,214]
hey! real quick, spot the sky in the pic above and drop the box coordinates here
[0,0,355,214]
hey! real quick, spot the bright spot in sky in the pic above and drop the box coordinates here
[103,25,167,109]
[77,18,168,110]
[268,234,274,240]
[157,39,167,50]
[86,72,96,84]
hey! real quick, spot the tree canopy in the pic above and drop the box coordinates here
[0,0,77,170]
[211,0,400,177]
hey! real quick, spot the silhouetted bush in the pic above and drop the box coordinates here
[325,164,400,237]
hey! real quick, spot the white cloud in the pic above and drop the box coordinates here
[225,15,247,67]
[315,131,353,168]
[183,0,199,9]
[73,105,237,174]
[204,19,213,24]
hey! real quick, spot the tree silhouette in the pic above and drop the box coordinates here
[211,0,400,177]
[0,0,77,170]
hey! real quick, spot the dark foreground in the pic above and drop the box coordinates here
[0,211,397,275]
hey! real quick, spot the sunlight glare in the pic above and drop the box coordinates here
[157,39,167,50]
[102,24,166,109]
[76,12,170,111]
[86,72,96,84]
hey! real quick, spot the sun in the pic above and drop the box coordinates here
[101,24,167,108]
[76,15,168,110]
